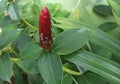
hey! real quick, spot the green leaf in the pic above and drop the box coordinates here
[77,72,106,84]
[19,42,42,62]
[0,53,13,82]
[62,74,72,84]
[114,0,120,4]
[93,5,112,16]
[53,28,94,55]
[38,51,63,84]
[0,0,7,6]
[13,64,25,84]
[63,50,120,83]
[78,0,113,26]
[77,74,89,84]
[98,22,118,31]
[0,30,20,50]
[93,47,112,59]
[28,74,43,84]
[108,0,120,27]
[46,3,62,16]
[56,10,70,17]
[13,33,32,52]
[34,0,41,6]
[53,17,84,30]
[31,4,39,19]
[0,79,3,84]
[17,0,32,6]
[53,18,120,58]
[90,31,120,58]
[0,6,6,15]
[17,61,39,74]
[0,16,19,31]
[8,2,21,21]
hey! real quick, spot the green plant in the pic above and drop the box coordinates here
[0,0,120,84]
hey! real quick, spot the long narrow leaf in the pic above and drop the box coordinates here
[108,0,120,27]
[77,72,106,84]
[53,18,120,58]
[63,50,120,83]
[90,31,120,58]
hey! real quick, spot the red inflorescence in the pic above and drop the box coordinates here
[39,7,52,51]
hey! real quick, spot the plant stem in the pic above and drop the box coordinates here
[62,66,81,76]
[22,18,38,30]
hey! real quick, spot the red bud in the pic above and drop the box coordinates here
[39,7,52,51]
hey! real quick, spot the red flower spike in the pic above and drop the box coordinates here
[39,7,52,51]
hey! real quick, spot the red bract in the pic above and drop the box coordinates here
[39,7,52,51]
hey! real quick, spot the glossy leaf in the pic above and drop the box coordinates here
[0,6,6,15]
[28,74,43,84]
[62,74,72,84]
[19,42,42,62]
[77,72,106,84]
[0,30,20,50]
[53,28,94,55]
[0,0,7,6]
[8,2,21,21]
[98,22,117,31]
[93,5,112,16]
[13,64,25,84]
[0,53,13,82]
[90,31,120,58]
[38,51,62,84]
[0,16,19,31]
[53,17,84,30]
[13,33,32,52]
[53,18,120,58]
[17,61,39,74]
[93,47,112,59]
[63,50,120,83]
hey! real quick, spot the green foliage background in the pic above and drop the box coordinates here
[0,0,120,84]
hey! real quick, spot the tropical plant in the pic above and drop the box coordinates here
[0,0,120,84]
